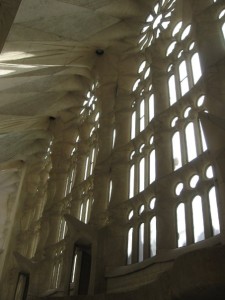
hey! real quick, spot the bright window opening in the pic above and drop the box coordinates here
[138,223,145,262]
[127,228,133,264]
[177,203,187,247]
[149,149,156,184]
[209,186,220,235]
[185,122,197,162]
[192,196,205,242]
[129,165,135,198]
[150,217,157,257]
[172,132,182,170]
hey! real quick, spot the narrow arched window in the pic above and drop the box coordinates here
[131,111,136,139]
[129,165,135,198]
[150,217,157,257]
[199,120,207,152]
[84,156,89,180]
[176,203,187,247]
[84,199,90,224]
[140,100,145,132]
[71,253,78,283]
[139,157,145,192]
[112,129,116,149]
[79,203,84,221]
[149,94,154,122]
[208,186,220,235]
[138,223,145,262]
[185,122,197,162]
[179,60,189,96]
[90,148,96,175]
[149,149,156,184]
[192,196,205,242]
[109,180,112,202]
[191,53,202,84]
[222,23,225,40]
[168,75,177,106]
[127,228,133,264]
[172,131,182,170]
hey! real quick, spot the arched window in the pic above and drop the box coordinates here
[150,217,157,257]
[191,53,202,84]
[176,203,187,247]
[192,196,205,243]
[58,219,67,241]
[185,122,197,162]
[129,165,135,198]
[79,203,84,221]
[168,74,177,106]
[140,100,145,132]
[84,199,90,224]
[112,129,116,149]
[90,148,96,175]
[131,111,136,139]
[109,180,112,202]
[222,23,225,40]
[199,120,207,151]
[127,228,133,264]
[84,156,89,180]
[149,149,156,184]
[149,94,154,122]
[208,186,220,235]
[138,223,145,262]
[179,60,189,96]
[172,131,182,170]
[139,157,145,192]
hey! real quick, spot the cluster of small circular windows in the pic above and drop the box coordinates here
[130,136,154,160]
[128,198,156,220]
[170,95,205,128]
[174,165,214,196]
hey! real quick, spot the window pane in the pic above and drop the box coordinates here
[150,217,157,256]
[140,100,145,132]
[149,149,156,184]
[109,180,112,202]
[180,78,189,96]
[177,203,187,247]
[209,187,220,235]
[149,94,154,122]
[168,75,177,105]
[127,228,133,264]
[85,199,90,224]
[191,53,202,84]
[199,121,207,151]
[139,158,145,192]
[90,148,96,175]
[79,203,84,221]
[71,254,77,283]
[129,165,135,198]
[192,196,205,242]
[112,129,116,149]
[138,223,144,262]
[185,122,197,162]
[179,61,187,81]
[84,157,89,180]
[179,61,189,96]
[131,112,136,139]
[172,132,182,170]
[222,23,225,40]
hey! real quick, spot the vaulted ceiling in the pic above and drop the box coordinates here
[0,0,152,250]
